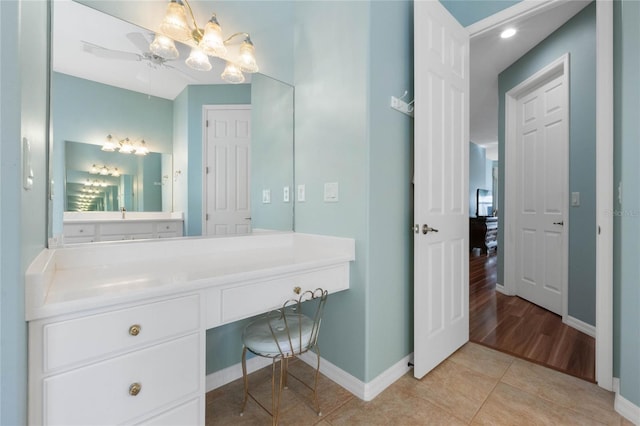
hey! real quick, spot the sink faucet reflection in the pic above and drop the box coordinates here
[121,207,126,220]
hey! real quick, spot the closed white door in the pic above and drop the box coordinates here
[203,106,252,236]
[413,0,469,379]
[515,74,567,315]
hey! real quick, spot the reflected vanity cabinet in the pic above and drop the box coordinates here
[63,219,183,244]
[28,294,205,425]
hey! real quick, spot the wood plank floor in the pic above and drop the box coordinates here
[469,251,596,383]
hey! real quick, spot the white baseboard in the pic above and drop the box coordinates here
[613,378,640,425]
[563,315,596,338]
[495,282,507,295]
[206,351,413,402]
[298,351,413,401]
[206,356,271,392]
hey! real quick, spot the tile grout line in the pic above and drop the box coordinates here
[466,355,516,424]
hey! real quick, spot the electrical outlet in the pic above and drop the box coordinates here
[283,186,290,202]
[262,189,271,203]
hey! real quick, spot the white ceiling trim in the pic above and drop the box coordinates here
[467,0,569,38]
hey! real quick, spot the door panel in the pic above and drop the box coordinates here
[204,107,252,236]
[414,0,469,379]
[515,74,567,315]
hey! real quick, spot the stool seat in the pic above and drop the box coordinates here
[243,313,314,357]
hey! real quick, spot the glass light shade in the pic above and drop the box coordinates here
[111,168,120,177]
[100,181,108,187]
[150,33,179,59]
[135,140,150,156]
[198,17,227,56]
[90,164,98,174]
[119,138,134,154]
[238,40,258,73]
[186,47,212,71]
[99,166,109,176]
[221,62,245,84]
[101,135,116,152]
[160,0,191,42]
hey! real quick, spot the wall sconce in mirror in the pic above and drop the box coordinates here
[101,134,150,156]
[89,165,121,177]
[152,0,259,84]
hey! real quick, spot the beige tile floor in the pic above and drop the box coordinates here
[206,342,634,425]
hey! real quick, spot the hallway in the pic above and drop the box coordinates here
[469,251,596,382]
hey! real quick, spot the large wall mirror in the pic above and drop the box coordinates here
[49,0,295,241]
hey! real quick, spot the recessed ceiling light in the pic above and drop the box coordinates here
[501,28,517,39]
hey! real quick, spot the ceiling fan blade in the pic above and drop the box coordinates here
[81,41,142,62]
[163,64,199,82]
[126,32,152,54]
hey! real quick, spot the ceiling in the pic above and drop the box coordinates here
[470,0,592,156]
[56,0,592,139]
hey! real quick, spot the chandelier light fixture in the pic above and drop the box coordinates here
[88,165,121,177]
[101,134,150,156]
[151,0,259,84]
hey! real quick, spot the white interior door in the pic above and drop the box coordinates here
[514,72,568,316]
[203,106,252,236]
[413,1,469,379]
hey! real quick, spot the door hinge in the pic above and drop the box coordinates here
[206,166,209,174]
[206,119,209,127]
[206,214,209,221]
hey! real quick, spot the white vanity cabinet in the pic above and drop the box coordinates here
[26,233,355,426]
[28,295,205,425]
[63,219,183,244]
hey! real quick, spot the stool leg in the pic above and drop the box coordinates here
[273,358,286,425]
[312,347,322,416]
[240,346,249,415]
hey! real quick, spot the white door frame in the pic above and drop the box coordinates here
[504,53,570,319]
[468,0,613,390]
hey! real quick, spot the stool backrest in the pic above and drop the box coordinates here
[266,288,328,357]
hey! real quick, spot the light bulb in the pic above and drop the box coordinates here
[186,47,212,71]
[221,62,245,84]
[199,15,227,56]
[237,38,258,73]
[150,33,179,59]
[160,0,191,42]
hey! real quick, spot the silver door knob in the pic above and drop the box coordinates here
[413,224,419,234]
[422,224,439,234]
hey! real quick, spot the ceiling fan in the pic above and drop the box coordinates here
[81,32,195,80]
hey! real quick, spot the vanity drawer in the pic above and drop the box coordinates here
[43,295,200,372]
[220,264,349,324]
[43,333,200,426]
[135,397,202,425]
[101,222,155,236]
[156,221,179,233]
[63,224,96,237]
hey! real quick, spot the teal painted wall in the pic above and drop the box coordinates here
[0,1,49,423]
[613,0,640,408]
[293,0,370,381]
[51,73,173,233]
[497,3,597,326]
[367,0,414,380]
[250,74,295,232]
[440,0,523,26]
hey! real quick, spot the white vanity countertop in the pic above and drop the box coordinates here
[63,211,184,223]
[25,232,355,321]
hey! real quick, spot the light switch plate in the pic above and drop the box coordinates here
[571,192,580,207]
[23,137,34,191]
[262,189,271,203]
[283,186,290,202]
[297,184,305,202]
[324,182,339,202]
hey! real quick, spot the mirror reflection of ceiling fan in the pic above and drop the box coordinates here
[81,32,196,81]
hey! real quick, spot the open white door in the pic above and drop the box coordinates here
[413,0,469,379]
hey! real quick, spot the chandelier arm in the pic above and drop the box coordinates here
[224,32,250,45]
[181,0,203,37]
